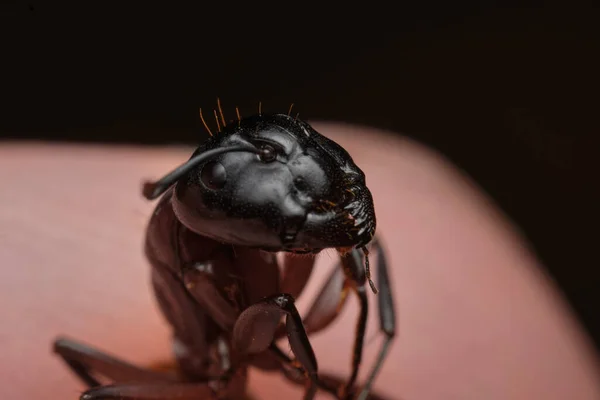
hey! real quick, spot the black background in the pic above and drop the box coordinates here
[2,2,599,352]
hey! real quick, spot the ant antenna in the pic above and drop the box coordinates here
[142,144,260,200]
[288,103,294,116]
[199,108,213,137]
[258,101,262,115]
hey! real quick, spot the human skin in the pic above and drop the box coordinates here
[0,122,599,400]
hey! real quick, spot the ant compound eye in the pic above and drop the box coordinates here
[200,161,227,190]
[258,144,277,163]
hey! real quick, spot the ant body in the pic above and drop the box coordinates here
[53,104,396,400]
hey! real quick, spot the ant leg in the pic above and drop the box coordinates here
[181,261,238,332]
[294,245,393,400]
[184,258,342,367]
[316,372,395,400]
[274,255,366,398]
[232,294,319,400]
[53,337,175,388]
[337,248,370,399]
[183,263,324,397]
[269,343,339,398]
[78,381,229,400]
[355,240,396,400]
[303,262,348,334]
[270,344,394,400]
[150,262,210,357]
[56,338,251,400]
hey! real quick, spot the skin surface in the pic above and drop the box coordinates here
[0,122,599,400]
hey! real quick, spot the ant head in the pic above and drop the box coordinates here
[143,113,376,254]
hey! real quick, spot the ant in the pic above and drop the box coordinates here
[52,102,396,400]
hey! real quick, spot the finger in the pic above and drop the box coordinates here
[0,123,598,400]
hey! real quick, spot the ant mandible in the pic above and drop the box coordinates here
[53,101,396,400]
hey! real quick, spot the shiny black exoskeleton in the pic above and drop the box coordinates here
[53,109,396,400]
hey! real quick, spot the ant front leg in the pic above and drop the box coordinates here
[183,261,344,400]
[232,294,319,400]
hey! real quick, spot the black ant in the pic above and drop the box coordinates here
[52,102,396,400]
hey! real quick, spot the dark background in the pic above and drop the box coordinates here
[2,3,598,352]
